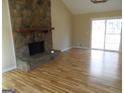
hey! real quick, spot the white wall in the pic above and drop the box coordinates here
[2,0,16,73]
[51,0,72,51]
[72,10,122,48]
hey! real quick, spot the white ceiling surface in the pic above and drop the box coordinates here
[62,0,122,14]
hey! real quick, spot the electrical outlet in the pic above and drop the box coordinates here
[80,44,82,46]
[76,43,79,46]
[75,43,82,47]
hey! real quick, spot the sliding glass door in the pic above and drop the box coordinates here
[91,18,121,52]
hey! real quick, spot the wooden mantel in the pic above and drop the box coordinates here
[16,27,55,33]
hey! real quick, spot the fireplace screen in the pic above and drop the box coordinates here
[28,41,44,56]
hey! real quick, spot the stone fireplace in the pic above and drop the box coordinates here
[8,0,60,71]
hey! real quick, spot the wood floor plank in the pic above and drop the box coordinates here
[3,48,122,93]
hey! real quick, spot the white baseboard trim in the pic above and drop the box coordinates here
[2,66,16,73]
[61,47,72,52]
[72,46,90,50]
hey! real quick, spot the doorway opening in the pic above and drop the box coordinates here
[91,18,122,52]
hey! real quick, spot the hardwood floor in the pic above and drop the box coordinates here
[3,48,122,93]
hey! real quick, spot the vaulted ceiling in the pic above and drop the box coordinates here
[62,0,122,14]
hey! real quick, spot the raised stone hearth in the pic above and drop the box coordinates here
[17,49,60,72]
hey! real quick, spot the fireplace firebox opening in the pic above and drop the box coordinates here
[28,41,45,56]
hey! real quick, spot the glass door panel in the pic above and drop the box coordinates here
[105,19,122,51]
[91,20,105,49]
